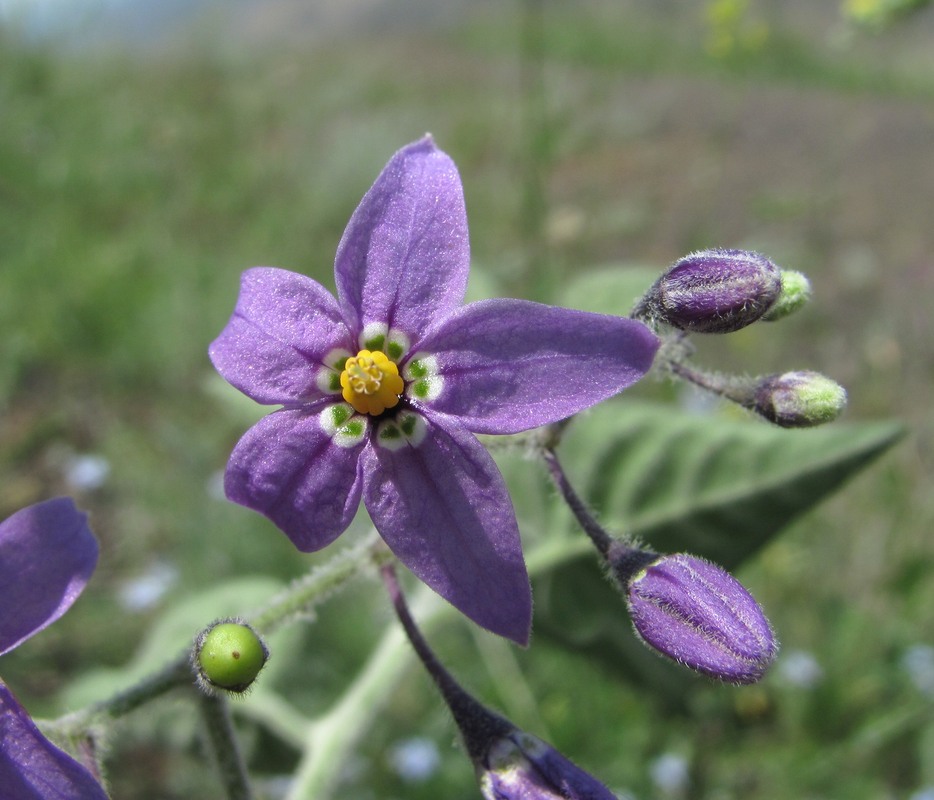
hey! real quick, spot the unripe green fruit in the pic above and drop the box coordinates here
[196,621,268,693]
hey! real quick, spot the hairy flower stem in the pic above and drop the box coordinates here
[381,565,513,761]
[540,445,614,557]
[53,655,192,738]
[197,690,253,800]
[55,535,388,742]
[250,529,387,633]
[284,542,594,800]
[667,359,756,407]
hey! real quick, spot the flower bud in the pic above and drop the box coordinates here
[753,370,847,427]
[761,270,812,321]
[637,248,782,333]
[194,619,268,693]
[479,730,617,800]
[624,553,777,684]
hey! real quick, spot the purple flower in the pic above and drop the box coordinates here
[479,730,617,800]
[0,498,107,800]
[624,552,777,684]
[210,136,659,643]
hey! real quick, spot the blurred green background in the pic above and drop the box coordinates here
[1,0,932,798]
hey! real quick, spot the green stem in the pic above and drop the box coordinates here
[283,538,593,800]
[251,529,386,634]
[197,690,253,800]
[284,584,442,800]
[56,533,388,735]
[540,445,614,556]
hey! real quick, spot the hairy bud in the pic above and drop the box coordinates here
[637,248,782,333]
[480,730,617,800]
[762,270,812,321]
[753,370,847,427]
[624,552,777,684]
[194,619,268,694]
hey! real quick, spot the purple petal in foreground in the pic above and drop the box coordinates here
[225,406,365,552]
[0,498,98,657]
[209,268,352,406]
[626,553,777,684]
[334,136,470,344]
[362,411,531,644]
[417,299,660,434]
[0,682,108,800]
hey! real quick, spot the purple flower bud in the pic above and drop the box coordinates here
[625,553,777,684]
[479,730,617,800]
[753,370,847,428]
[638,249,782,333]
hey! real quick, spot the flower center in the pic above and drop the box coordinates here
[339,350,404,416]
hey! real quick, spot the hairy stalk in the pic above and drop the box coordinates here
[540,445,614,556]
[281,538,591,800]
[667,359,756,406]
[251,528,387,633]
[52,534,389,758]
[284,580,442,800]
[381,565,512,761]
[197,690,253,800]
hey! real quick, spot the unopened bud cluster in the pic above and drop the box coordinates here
[635,248,845,427]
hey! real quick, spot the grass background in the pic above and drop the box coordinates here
[1,0,932,797]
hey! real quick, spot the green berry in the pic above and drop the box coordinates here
[196,621,268,693]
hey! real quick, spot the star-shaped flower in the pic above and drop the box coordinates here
[0,498,107,800]
[210,136,659,643]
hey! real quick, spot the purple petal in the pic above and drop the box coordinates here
[361,411,531,644]
[416,299,660,434]
[209,267,352,405]
[224,406,365,552]
[0,682,109,800]
[0,498,98,657]
[334,136,469,346]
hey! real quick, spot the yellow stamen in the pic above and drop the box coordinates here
[339,350,404,415]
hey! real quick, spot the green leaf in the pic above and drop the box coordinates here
[527,400,904,692]
[567,401,903,566]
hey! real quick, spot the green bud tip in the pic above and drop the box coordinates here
[761,270,812,322]
[195,620,268,693]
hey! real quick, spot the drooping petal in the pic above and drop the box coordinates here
[415,298,660,434]
[334,136,470,346]
[209,267,353,405]
[0,498,98,657]
[0,682,109,800]
[224,405,365,552]
[361,411,531,644]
